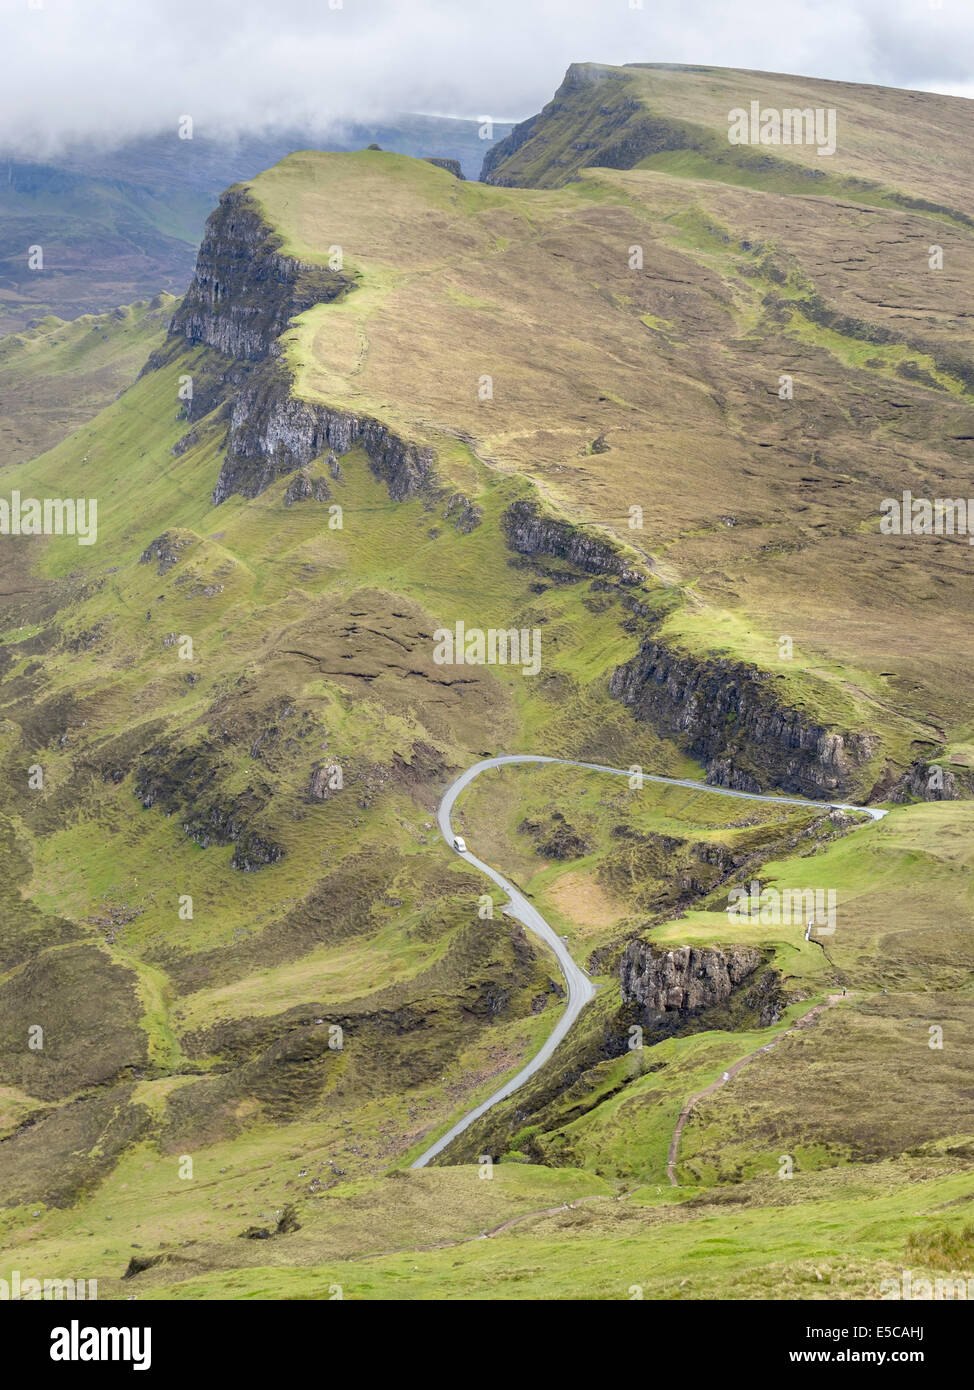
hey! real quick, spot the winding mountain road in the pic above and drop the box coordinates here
[410,754,886,1169]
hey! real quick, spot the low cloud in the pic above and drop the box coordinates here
[2,0,972,156]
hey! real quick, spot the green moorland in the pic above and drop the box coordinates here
[1,63,973,1300]
[135,1162,974,1301]
[244,137,974,772]
[0,294,178,465]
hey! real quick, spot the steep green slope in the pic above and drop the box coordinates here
[0,166,671,1288]
[0,294,177,465]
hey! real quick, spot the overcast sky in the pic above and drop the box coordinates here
[2,0,973,155]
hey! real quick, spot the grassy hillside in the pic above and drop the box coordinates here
[139,1161,974,1300]
[482,62,974,218]
[0,297,671,1293]
[243,143,974,782]
[0,294,177,464]
[1,65,973,1301]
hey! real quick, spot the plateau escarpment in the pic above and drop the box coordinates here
[481,63,696,188]
[161,174,894,805]
[481,61,974,229]
[167,187,352,362]
[502,500,642,583]
[153,188,442,509]
[190,143,974,806]
[610,637,880,800]
[214,361,436,504]
[7,74,974,1300]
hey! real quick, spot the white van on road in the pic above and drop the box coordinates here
[452,836,467,853]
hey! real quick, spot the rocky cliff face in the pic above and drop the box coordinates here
[620,941,762,1018]
[502,500,642,582]
[480,111,546,184]
[213,362,436,505]
[609,637,879,799]
[502,494,878,800]
[481,65,624,184]
[150,187,444,509]
[168,189,351,362]
[422,157,464,179]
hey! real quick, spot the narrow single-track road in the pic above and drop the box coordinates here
[411,754,885,1169]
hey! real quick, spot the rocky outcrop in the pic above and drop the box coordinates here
[502,499,642,582]
[239,1203,301,1240]
[610,637,879,799]
[309,741,448,806]
[389,740,450,788]
[283,469,331,506]
[741,968,785,1028]
[135,741,284,870]
[518,811,591,860]
[889,757,973,802]
[230,830,285,872]
[167,188,351,362]
[620,942,762,1018]
[139,531,193,574]
[442,493,483,533]
[213,363,436,505]
[308,763,339,801]
[423,157,464,179]
[171,428,199,457]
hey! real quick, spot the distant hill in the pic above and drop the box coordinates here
[0,116,512,331]
[0,295,178,466]
[482,61,974,220]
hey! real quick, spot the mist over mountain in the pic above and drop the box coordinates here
[3,0,974,158]
[0,115,511,329]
